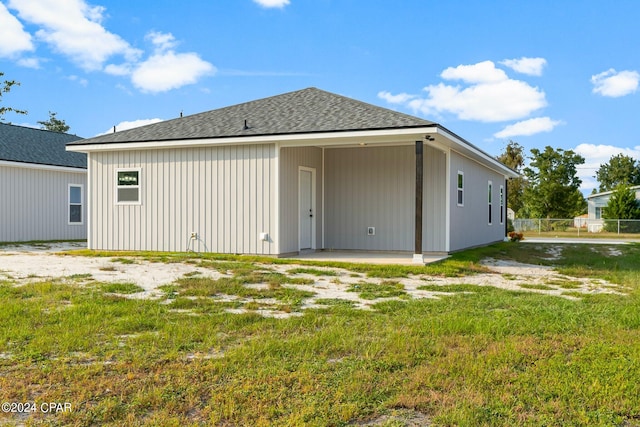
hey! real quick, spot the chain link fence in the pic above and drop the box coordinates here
[512,218,640,236]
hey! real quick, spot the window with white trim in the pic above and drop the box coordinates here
[68,184,83,225]
[116,169,141,204]
[500,185,504,224]
[488,181,493,225]
[457,171,464,206]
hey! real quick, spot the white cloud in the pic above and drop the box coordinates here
[440,60,508,84]
[494,117,563,138]
[377,91,416,104]
[379,60,547,123]
[17,57,40,68]
[146,31,178,52]
[7,0,141,71]
[573,143,640,192]
[98,118,164,135]
[253,0,290,8]
[0,2,33,57]
[131,51,216,93]
[500,57,547,76]
[3,3,217,93]
[591,69,640,97]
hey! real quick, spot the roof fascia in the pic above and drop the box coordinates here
[66,127,439,152]
[0,160,87,173]
[432,125,520,179]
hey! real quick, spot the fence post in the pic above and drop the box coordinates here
[618,219,620,235]
[538,219,541,235]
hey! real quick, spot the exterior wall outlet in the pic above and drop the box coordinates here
[367,227,375,236]
[190,232,198,240]
[259,232,269,241]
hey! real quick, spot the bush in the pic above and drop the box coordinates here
[508,231,524,242]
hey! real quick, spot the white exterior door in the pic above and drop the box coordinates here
[299,168,314,250]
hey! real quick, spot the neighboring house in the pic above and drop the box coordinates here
[586,185,640,232]
[67,87,518,261]
[0,123,87,242]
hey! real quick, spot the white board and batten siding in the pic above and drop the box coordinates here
[324,145,447,253]
[88,144,276,254]
[0,163,86,242]
[449,151,505,252]
[278,146,323,254]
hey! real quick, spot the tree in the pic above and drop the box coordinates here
[0,72,27,120]
[522,146,587,218]
[595,154,640,192]
[497,140,526,216]
[602,184,640,232]
[38,111,70,133]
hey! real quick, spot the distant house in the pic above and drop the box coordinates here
[586,185,640,232]
[0,123,86,242]
[67,88,517,261]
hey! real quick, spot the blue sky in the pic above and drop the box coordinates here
[2,0,640,193]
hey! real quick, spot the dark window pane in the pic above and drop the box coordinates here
[70,205,82,223]
[118,171,139,186]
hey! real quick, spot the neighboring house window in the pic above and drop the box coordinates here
[500,185,504,224]
[488,181,493,225]
[595,207,603,219]
[457,171,464,206]
[116,169,141,204]
[68,184,83,225]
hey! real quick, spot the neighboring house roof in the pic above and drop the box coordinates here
[0,123,86,169]
[587,185,640,200]
[68,87,436,146]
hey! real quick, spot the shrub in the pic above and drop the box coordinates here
[508,231,524,242]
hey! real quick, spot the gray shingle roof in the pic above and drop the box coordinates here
[0,123,86,168]
[69,87,435,146]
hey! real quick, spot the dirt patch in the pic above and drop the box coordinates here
[0,244,626,319]
[349,408,432,426]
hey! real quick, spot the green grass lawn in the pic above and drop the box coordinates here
[1,243,640,426]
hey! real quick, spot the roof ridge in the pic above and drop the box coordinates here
[0,121,81,137]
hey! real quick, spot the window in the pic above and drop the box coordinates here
[500,185,504,224]
[488,181,493,225]
[116,169,141,204]
[595,206,603,219]
[457,171,464,206]
[68,184,83,225]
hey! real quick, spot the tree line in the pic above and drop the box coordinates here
[498,141,640,222]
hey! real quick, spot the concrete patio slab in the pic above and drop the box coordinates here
[289,250,448,265]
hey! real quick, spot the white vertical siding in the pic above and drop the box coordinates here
[325,145,412,250]
[323,145,447,252]
[423,146,447,252]
[88,144,276,254]
[0,164,87,242]
[449,151,505,252]
[279,146,323,254]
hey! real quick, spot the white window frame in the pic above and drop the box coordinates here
[488,180,493,225]
[457,171,464,207]
[500,185,504,225]
[68,184,83,225]
[116,168,142,205]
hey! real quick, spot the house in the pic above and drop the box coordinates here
[586,185,640,232]
[0,123,86,242]
[67,88,518,262]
